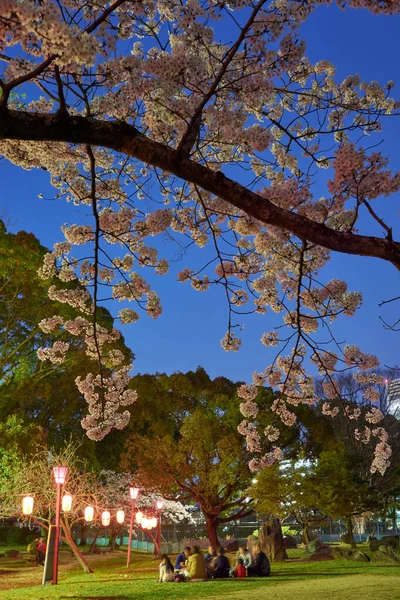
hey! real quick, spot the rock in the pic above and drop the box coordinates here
[305,540,324,555]
[349,550,370,562]
[226,540,239,552]
[370,536,399,553]
[259,518,288,562]
[5,550,22,559]
[305,541,333,561]
[283,535,297,550]
[372,549,400,564]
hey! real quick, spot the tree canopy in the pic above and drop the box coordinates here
[0,0,399,469]
[121,367,306,546]
[0,222,133,456]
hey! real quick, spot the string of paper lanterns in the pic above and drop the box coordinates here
[22,497,158,529]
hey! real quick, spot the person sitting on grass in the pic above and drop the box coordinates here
[247,543,270,577]
[212,547,230,579]
[186,545,207,581]
[158,554,175,582]
[174,546,191,571]
[233,558,247,578]
[204,545,217,578]
[230,544,253,576]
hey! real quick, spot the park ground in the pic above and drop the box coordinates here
[1,546,400,600]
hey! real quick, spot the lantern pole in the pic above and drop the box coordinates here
[127,487,139,568]
[52,466,68,585]
[156,500,164,556]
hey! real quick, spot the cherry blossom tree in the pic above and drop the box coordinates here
[0,0,399,470]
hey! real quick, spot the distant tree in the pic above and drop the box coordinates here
[251,460,319,544]
[121,367,301,548]
[0,442,99,573]
[0,222,133,458]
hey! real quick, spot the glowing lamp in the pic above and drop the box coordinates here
[141,517,148,529]
[129,487,139,500]
[135,511,143,524]
[53,466,68,485]
[151,517,157,529]
[102,511,111,526]
[116,510,125,524]
[22,495,34,515]
[156,500,164,510]
[84,506,94,522]
[62,494,72,512]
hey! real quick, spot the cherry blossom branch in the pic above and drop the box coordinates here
[1,109,399,269]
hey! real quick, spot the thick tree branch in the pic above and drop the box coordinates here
[1,109,399,269]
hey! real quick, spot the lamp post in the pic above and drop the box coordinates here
[53,466,68,585]
[156,500,164,556]
[126,486,139,568]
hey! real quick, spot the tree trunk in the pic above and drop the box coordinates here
[79,522,87,546]
[346,517,357,548]
[302,525,310,545]
[89,529,100,553]
[205,515,220,549]
[61,525,93,574]
[259,517,288,562]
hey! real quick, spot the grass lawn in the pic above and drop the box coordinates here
[0,547,399,600]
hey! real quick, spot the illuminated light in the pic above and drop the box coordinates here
[22,496,34,515]
[135,511,143,524]
[84,506,94,522]
[156,500,164,510]
[62,494,72,512]
[141,517,148,529]
[151,517,157,529]
[53,466,68,485]
[129,487,139,500]
[116,510,125,524]
[102,511,111,526]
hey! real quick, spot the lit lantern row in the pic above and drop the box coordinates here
[22,494,73,515]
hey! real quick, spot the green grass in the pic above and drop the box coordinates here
[0,547,399,600]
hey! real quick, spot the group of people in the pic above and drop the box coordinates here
[27,536,47,566]
[158,542,270,583]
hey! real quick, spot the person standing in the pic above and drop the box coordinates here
[36,536,47,566]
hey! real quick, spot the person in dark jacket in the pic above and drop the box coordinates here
[247,543,270,577]
[174,546,191,570]
[212,547,230,578]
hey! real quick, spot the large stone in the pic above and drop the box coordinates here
[283,535,297,550]
[305,540,333,561]
[259,518,288,562]
[349,550,370,562]
[332,547,352,559]
[226,540,239,552]
[369,535,399,553]
[5,550,22,559]
[372,548,400,564]
[304,540,324,555]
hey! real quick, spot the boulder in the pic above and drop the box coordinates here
[226,540,239,552]
[5,550,22,559]
[332,547,352,559]
[349,550,370,562]
[283,535,297,550]
[305,541,333,561]
[370,536,399,553]
[372,548,400,564]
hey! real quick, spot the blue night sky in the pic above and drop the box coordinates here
[1,4,399,383]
